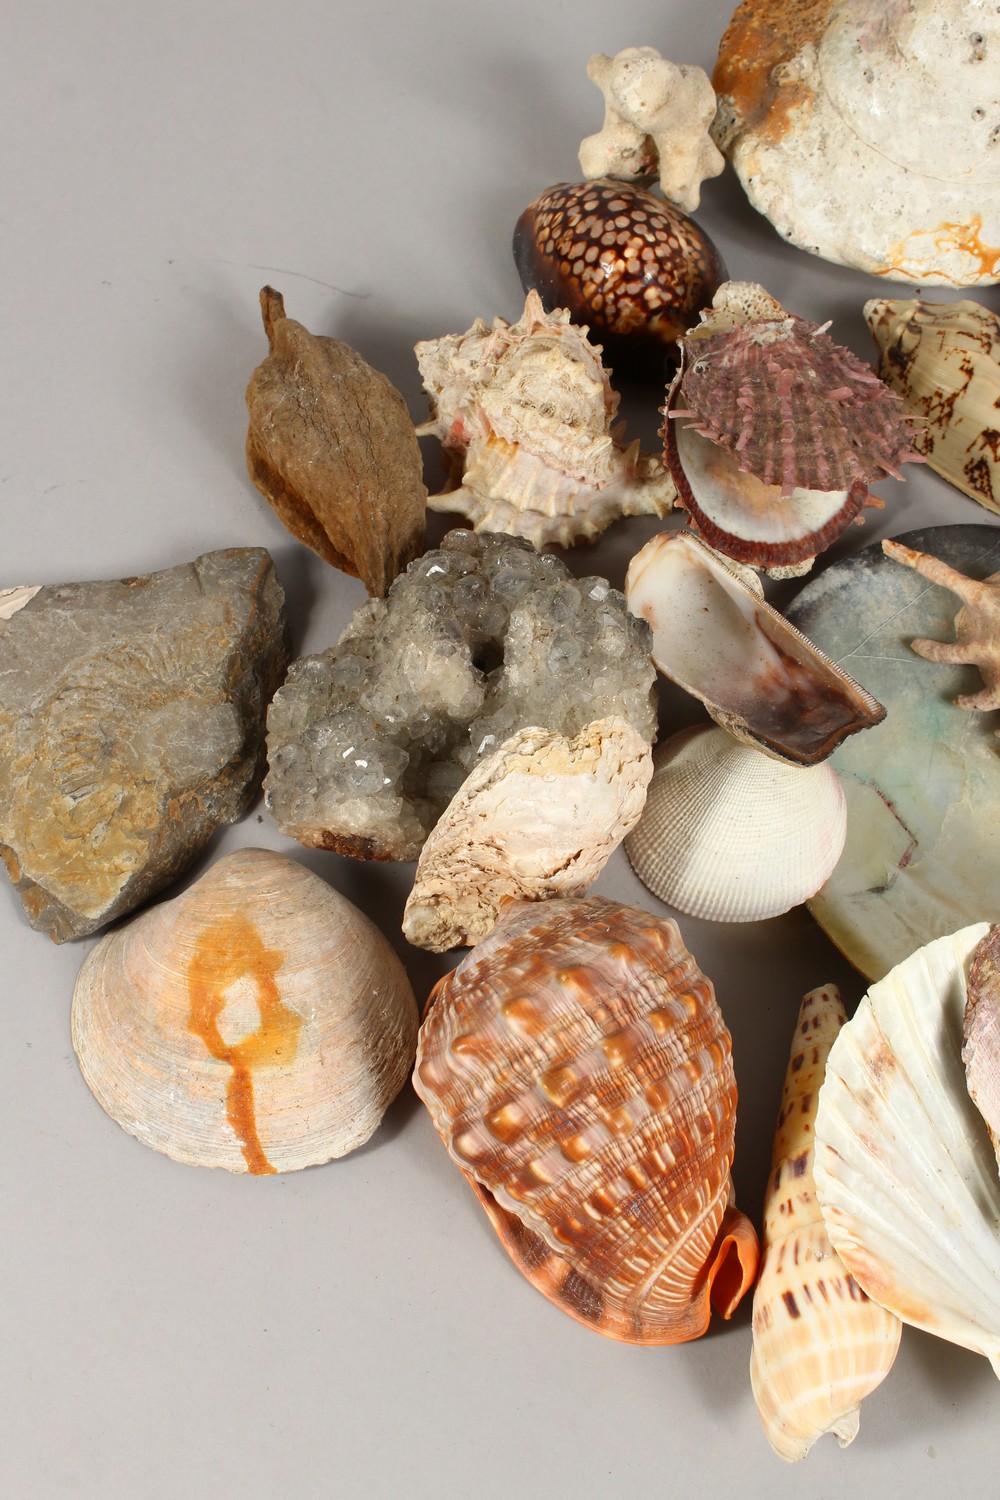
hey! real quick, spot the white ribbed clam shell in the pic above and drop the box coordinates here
[751,985,901,1462]
[72,847,418,1174]
[623,725,847,922]
[814,923,1000,1375]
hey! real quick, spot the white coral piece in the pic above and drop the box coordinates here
[401,717,653,952]
[415,291,675,549]
[578,47,724,214]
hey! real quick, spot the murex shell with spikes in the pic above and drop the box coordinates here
[413,895,759,1343]
[664,282,923,572]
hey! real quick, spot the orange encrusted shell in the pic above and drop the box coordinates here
[413,895,759,1343]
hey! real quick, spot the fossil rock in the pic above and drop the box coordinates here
[401,717,653,952]
[265,530,657,860]
[0,550,289,941]
[246,287,426,596]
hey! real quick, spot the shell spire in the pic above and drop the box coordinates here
[751,985,901,1462]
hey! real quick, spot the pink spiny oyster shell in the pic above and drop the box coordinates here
[671,306,922,499]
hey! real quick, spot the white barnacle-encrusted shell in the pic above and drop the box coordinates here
[402,717,652,952]
[72,847,418,1173]
[751,985,901,1462]
[814,923,1000,1374]
[866,298,1000,516]
[415,291,675,548]
[713,0,1000,284]
[624,725,847,922]
[625,531,885,764]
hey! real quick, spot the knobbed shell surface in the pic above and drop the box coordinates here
[866,298,1000,517]
[624,726,847,922]
[625,531,885,764]
[72,848,418,1174]
[415,291,675,548]
[713,0,1000,284]
[414,896,759,1344]
[814,924,1000,1374]
[751,985,901,1462]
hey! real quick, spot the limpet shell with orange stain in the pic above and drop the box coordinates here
[71,847,418,1173]
[413,895,759,1343]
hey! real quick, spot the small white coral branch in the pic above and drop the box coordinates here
[579,47,724,214]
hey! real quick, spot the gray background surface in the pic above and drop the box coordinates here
[2,1,998,1495]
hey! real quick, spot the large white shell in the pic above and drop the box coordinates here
[415,291,675,548]
[713,0,1000,285]
[866,298,1000,516]
[814,923,1000,1374]
[72,847,419,1173]
[401,717,653,952]
[625,530,885,764]
[751,984,901,1462]
[623,725,847,922]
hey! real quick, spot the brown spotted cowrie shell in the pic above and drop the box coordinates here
[512,179,727,378]
[413,894,759,1343]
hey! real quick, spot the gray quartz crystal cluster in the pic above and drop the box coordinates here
[0,549,289,941]
[265,529,657,860]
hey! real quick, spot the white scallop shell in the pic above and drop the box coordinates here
[72,847,419,1174]
[751,984,901,1462]
[623,725,847,922]
[814,923,1000,1375]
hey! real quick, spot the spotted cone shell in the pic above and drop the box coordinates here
[751,985,901,1462]
[413,895,759,1343]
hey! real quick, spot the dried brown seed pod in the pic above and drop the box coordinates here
[245,286,426,597]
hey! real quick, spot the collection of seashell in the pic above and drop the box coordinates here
[6,17,1000,1472]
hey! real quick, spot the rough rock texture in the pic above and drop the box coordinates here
[0,550,289,941]
[265,530,657,860]
[402,717,653,952]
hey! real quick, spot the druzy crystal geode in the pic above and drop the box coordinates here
[265,530,657,859]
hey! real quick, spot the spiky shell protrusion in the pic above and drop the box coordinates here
[415,290,675,548]
[751,984,901,1462]
[814,923,1000,1375]
[663,281,921,571]
[72,848,418,1174]
[624,725,847,922]
[413,895,759,1344]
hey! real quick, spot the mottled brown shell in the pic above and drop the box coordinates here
[512,180,727,378]
[413,895,758,1343]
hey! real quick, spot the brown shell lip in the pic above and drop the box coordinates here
[662,370,869,568]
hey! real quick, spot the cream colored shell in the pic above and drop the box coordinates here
[626,531,885,765]
[964,927,1000,1166]
[713,0,1000,284]
[415,291,675,548]
[814,923,1000,1374]
[751,984,901,1462]
[402,717,652,952]
[624,725,847,922]
[578,47,724,213]
[0,586,40,620]
[866,298,1000,517]
[72,847,418,1174]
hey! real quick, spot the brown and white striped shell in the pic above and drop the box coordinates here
[751,985,901,1462]
[413,895,759,1344]
[72,848,418,1174]
[664,282,921,571]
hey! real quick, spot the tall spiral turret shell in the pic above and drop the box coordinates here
[413,896,759,1344]
[751,985,901,1461]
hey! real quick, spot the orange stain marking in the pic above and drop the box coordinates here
[187,915,299,1175]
